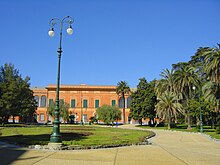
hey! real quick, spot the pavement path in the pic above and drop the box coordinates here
[0,125,220,165]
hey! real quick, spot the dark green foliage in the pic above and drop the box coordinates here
[130,78,156,125]
[96,105,121,125]
[152,44,220,131]
[188,47,211,82]
[155,91,183,129]
[89,116,97,124]
[187,96,215,127]
[0,63,36,124]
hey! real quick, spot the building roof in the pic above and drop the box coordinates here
[47,84,117,91]
[30,86,47,90]
[31,84,136,92]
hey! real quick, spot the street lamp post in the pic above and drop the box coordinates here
[48,16,73,143]
[192,86,203,133]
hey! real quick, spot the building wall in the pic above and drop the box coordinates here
[32,84,131,124]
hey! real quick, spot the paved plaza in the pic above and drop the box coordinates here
[0,125,220,165]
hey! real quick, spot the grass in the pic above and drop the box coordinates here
[136,124,220,140]
[0,125,154,147]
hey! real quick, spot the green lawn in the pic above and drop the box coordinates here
[137,125,220,140]
[0,125,154,147]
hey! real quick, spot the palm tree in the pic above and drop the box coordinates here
[202,81,220,111]
[204,44,220,83]
[174,65,200,129]
[116,81,130,124]
[203,45,220,128]
[203,45,220,111]
[155,91,183,129]
[155,68,177,97]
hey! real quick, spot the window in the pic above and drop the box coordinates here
[34,95,39,107]
[40,114,45,121]
[127,97,131,108]
[112,100,116,107]
[83,99,88,108]
[95,100,99,108]
[40,96,46,107]
[71,99,76,108]
[118,97,124,108]
[83,114,88,122]
[49,99,53,107]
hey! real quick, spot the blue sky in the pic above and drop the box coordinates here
[0,0,219,87]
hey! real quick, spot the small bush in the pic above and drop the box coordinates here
[89,116,97,124]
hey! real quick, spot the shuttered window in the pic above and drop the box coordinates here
[83,99,88,108]
[71,99,76,108]
[112,100,116,106]
[95,100,99,108]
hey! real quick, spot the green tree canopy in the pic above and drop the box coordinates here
[0,63,36,124]
[155,68,176,97]
[155,91,183,129]
[130,78,156,125]
[96,105,121,125]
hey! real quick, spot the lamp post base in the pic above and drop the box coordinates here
[50,120,62,143]
[50,134,62,143]
[47,142,63,150]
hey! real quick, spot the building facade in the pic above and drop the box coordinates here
[32,84,132,124]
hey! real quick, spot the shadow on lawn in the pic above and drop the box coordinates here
[0,147,28,165]
[0,132,93,146]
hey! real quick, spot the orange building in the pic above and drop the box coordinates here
[32,84,132,124]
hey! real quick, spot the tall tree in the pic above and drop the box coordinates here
[189,47,211,78]
[0,63,36,124]
[202,45,220,128]
[174,65,200,129]
[130,78,156,125]
[204,44,220,84]
[155,91,183,129]
[0,64,19,123]
[187,96,214,127]
[116,81,130,124]
[202,81,220,111]
[18,77,36,122]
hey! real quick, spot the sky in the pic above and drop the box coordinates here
[0,0,219,88]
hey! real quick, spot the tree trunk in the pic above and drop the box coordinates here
[139,119,142,125]
[19,115,23,123]
[3,116,9,125]
[168,122,171,129]
[187,110,192,129]
[122,93,126,124]
[168,111,171,129]
[211,112,215,129]
[186,97,191,130]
